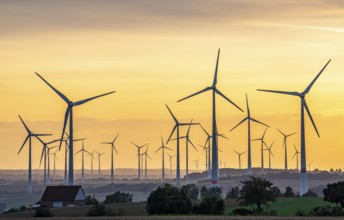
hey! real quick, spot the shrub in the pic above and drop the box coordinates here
[303,190,317,197]
[146,183,192,215]
[323,181,344,209]
[193,196,224,215]
[103,191,133,204]
[284,186,295,197]
[181,184,199,200]
[226,186,240,199]
[200,186,222,199]
[34,206,54,217]
[85,195,99,205]
[232,208,253,216]
[86,204,112,216]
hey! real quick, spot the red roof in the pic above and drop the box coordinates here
[41,185,86,202]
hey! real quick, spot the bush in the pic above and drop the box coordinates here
[193,196,224,215]
[226,186,239,199]
[323,181,344,209]
[303,190,317,197]
[2,207,18,214]
[146,183,192,215]
[103,191,133,204]
[34,206,54,217]
[86,204,112,216]
[295,209,306,216]
[85,195,99,205]
[284,186,295,197]
[181,184,199,200]
[200,186,222,199]
[232,208,253,216]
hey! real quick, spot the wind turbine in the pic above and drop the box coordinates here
[131,142,148,180]
[252,128,269,173]
[264,142,274,170]
[165,105,198,186]
[194,159,200,172]
[233,150,246,169]
[230,94,269,175]
[95,151,105,175]
[257,59,331,195]
[101,133,119,184]
[87,151,95,175]
[177,49,243,187]
[198,143,208,172]
[167,153,175,175]
[277,129,296,171]
[35,72,115,185]
[170,119,198,184]
[74,140,90,181]
[18,115,51,194]
[50,150,58,178]
[292,144,300,171]
[47,145,58,182]
[308,162,313,171]
[37,137,60,186]
[154,136,172,181]
[142,147,152,180]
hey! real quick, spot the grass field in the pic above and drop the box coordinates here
[226,197,333,216]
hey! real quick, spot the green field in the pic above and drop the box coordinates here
[226,197,333,216]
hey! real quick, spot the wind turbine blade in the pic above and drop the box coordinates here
[286,132,297,137]
[303,59,331,94]
[218,134,228,140]
[212,48,220,86]
[49,146,58,150]
[59,107,70,150]
[294,144,297,152]
[18,115,30,133]
[291,152,297,159]
[113,146,118,154]
[251,138,261,141]
[35,72,70,103]
[229,117,248,132]
[233,150,239,155]
[304,100,320,137]
[165,104,178,124]
[186,119,193,136]
[113,133,119,143]
[33,134,52,137]
[215,89,243,112]
[154,146,162,153]
[18,136,29,154]
[167,125,177,143]
[177,87,211,102]
[257,89,300,96]
[39,147,46,167]
[161,136,164,146]
[188,139,198,151]
[101,142,112,144]
[246,94,250,116]
[74,149,82,155]
[131,142,139,148]
[165,146,173,151]
[84,150,91,155]
[48,139,61,145]
[251,118,270,128]
[199,124,210,136]
[74,91,115,106]
[262,128,268,139]
[277,129,286,137]
[179,123,199,126]
[147,154,152,160]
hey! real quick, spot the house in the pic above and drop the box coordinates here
[40,185,87,208]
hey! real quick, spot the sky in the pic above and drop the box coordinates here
[1,0,344,172]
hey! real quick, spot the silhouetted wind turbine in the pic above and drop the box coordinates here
[35,72,115,185]
[194,159,200,172]
[131,142,148,180]
[252,128,269,173]
[308,161,313,171]
[257,59,331,195]
[178,49,243,187]
[37,137,60,186]
[165,105,198,186]
[95,151,105,175]
[292,144,300,171]
[198,143,208,172]
[277,129,296,171]
[18,115,51,194]
[167,153,175,175]
[233,150,246,169]
[47,145,58,182]
[155,136,172,181]
[230,94,269,175]
[50,150,58,177]
[87,151,95,175]
[142,147,151,180]
[74,140,90,181]
[170,119,199,184]
[264,142,274,170]
[101,133,119,183]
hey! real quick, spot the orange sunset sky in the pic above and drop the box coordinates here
[0,0,344,171]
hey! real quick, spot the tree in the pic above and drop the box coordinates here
[226,186,240,199]
[200,186,208,198]
[284,186,295,197]
[323,181,344,209]
[85,195,99,205]
[87,204,112,216]
[34,206,54,217]
[200,186,222,199]
[193,196,224,215]
[146,183,192,215]
[181,184,199,200]
[238,176,276,212]
[303,190,317,197]
[103,191,133,204]
[272,186,282,198]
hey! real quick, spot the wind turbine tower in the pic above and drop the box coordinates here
[102,133,119,183]
[155,136,172,181]
[277,129,296,171]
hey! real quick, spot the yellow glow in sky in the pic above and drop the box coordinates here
[1,0,344,171]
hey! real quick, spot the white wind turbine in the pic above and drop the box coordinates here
[74,140,90,181]
[292,144,300,171]
[252,128,269,173]
[102,133,119,183]
[257,59,331,195]
[264,142,274,170]
[131,142,148,180]
[154,136,172,181]
[35,72,115,185]
[233,150,246,169]
[277,129,296,171]
[95,151,105,176]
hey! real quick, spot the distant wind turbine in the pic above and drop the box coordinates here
[230,94,269,175]
[155,136,172,181]
[177,49,243,187]
[233,150,246,169]
[95,151,105,175]
[194,159,200,172]
[74,140,90,181]
[264,142,274,170]
[18,115,51,195]
[87,151,95,175]
[257,59,331,195]
[35,72,115,185]
[252,128,269,173]
[142,147,152,180]
[165,105,198,186]
[167,153,175,175]
[292,144,300,171]
[131,142,148,180]
[50,150,58,177]
[102,133,119,183]
[277,129,296,171]
[308,162,313,171]
[47,145,58,182]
